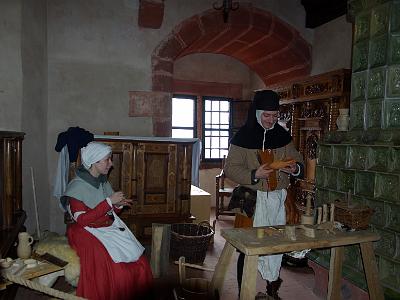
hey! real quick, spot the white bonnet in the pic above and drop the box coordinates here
[81,142,112,170]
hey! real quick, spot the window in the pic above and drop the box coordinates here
[171,95,196,138]
[203,96,231,160]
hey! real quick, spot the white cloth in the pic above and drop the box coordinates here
[53,146,70,201]
[84,211,145,263]
[253,189,287,281]
[81,142,112,169]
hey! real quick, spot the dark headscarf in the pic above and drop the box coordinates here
[230,90,292,149]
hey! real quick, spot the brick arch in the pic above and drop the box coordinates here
[151,4,312,92]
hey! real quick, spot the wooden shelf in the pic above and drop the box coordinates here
[300,127,322,131]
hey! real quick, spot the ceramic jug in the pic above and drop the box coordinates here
[16,232,34,259]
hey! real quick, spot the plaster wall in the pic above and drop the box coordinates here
[21,0,49,234]
[46,0,312,233]
[311,15,353,75]
[174,53,262,100]
[0,0,23,131]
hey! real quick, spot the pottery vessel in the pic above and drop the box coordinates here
[336,108,350,131]
[16,232,34,259]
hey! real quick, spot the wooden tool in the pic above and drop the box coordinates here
[317,207,322,224]
[322,204,328,223]
[330,203,335,222]
[301,194,314,225]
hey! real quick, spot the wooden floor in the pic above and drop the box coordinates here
[12,209,323,300]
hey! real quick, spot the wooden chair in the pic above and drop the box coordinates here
[215,156,234,219]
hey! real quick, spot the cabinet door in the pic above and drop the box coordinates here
[133,142,178,215]
[101,141,133,197]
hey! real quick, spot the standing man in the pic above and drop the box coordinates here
[224,90,304,299]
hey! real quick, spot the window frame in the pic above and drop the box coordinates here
[202,95,232,162]
[171,94,197,139]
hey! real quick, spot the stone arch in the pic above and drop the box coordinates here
[151,4,312,92]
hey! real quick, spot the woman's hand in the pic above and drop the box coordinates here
[255,163,274,179]
[110,191,133,208]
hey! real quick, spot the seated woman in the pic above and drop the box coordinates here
[64,142,153,300]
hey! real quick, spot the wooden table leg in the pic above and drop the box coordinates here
[210,242,235,295]
[327,246,344,300]
[240,255,258,300]
[360,242,384,300]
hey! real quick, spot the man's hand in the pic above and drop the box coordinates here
[255,163,274,179]
[280,162,298,174]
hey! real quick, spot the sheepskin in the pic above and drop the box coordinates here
[34,232,80,287]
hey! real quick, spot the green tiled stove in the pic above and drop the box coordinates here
[310,0,400,298]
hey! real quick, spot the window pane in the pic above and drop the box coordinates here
[205,149,211,159]
[212,112,219,124]
[205,130,211,137]
[205,137,211,148]
[220,137,229,149]
[205,100,211,111]
[212,131,219,136]
[220,124,229,129]
[221,131,229,136]
[212,101,219,111]
[220,101,230,111]
[220,112,229,124]
[205,111,211,125]
[221,149,229,158]
[172,98,194,127]
[172,129,193,138]
[211,137,219,147]
[211,149,219,158]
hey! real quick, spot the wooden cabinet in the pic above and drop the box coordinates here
[267,69,351,213]
[0,131,26,257]
[94,136,196,242]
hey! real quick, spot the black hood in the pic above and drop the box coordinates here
[230,90,292,149]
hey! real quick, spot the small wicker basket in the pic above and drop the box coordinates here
[334,200,374,230]
[170,222,214,264]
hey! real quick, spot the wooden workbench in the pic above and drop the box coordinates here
[210,227,383,300]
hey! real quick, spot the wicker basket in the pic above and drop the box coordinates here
[334,200,374,230]
[170,222,214,264]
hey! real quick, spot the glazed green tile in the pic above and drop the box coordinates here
[387,65,400,97]
[384,98,400,128]
[325,167,338,190]
[386,203,400,231]
[344,245,362,269]
[370,3,389,37]
[338,170,355,192]
[329,190,344,203]
[355,11,371,42]
[390,1,400,33]
[366,99,383,129]
[368,67,386,99]
[350,194,366,207]
[369,35,388,67]
[317,145,332,166]
[315,188,329,205]
[368,146,389,170]
[379,257,400,290]
[390,147,400,172]
[355,171,375,196]
[349,145,369,169]
[351,71,367,101]
[332,146,348,168]
[366,198,386,226]
[389,34,400,64]
[315,165,324,188]
[374,228,396,258]
[353,41,369,71]
[375,173,400,201]
[350,101,366,129]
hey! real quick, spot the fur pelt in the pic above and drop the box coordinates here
[34,232,80,287]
